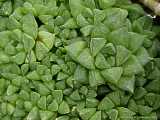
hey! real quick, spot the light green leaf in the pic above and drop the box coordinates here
[0,51,10,64]
[30,92,40,105]
[27,107,39,120]
[123,55,144,76]
[128,99,138,113]
[107,91,121,106]
[70,90,81,101]
[48,99,59,112]
[56,116,69,120]
[90,38,106,57]
[93,9,106,24]
[25,50,37,63]
[98,96,115,111]
[26,70,40,81]
[22,13,38,39]
[38,83,50,96]
[91,23,109,38]
[135,47,151,66]
[74,65,88,84]
[86,98,99,108]
[107,109,118,120]
[95,53,110,69]
[116,45,131,66]
[66,41,87,61]
[62,18,78,29]
[38,15,53,24]
[0,78,5,95]
[77,48,95,69]
[39,110,54,120]
[77,14,89,27]
[104,8,128,30]
[38,31,55,50]
[101,43,116,56]
[24,101,33,112]
[89,111,101,120]
[0,0,12,16]
[7,103,15,115]
[52,90,63,104]
[58,101,70,114]
[57,72,69,80]
[101,67,123,84]
[38,96,47,110]
[69,0,84,17]
[128,32,145,52]
[80,25,93,36]
[19,90,30,100]
[35,41,49,61]
[98,0,116,9]
[12,51,26,65]
[23,33,35,52]
[117,107,136,119]
[51,64,61,76]
[7,85,18,96]
[89,70,105,87]
[108,28,129,48]
[79,108,96,120]
[118,76,135,93]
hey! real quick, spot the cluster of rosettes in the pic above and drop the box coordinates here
[0,0,160,120]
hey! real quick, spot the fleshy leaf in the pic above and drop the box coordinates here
[52,90,63,104]
[95,53,111,69]
[104,8,128,30]
[123,55,144,76]
[99,0,116,9]
[89,111,101,120]
[69,0,84,17]
[58,101,70,114]
[107,109,118,120]
[135,47,151,66]
[12,51,26,65]
[101,67,123,84]
[116,45,131,66]
[62,18,78,29]
[22,13,38,39]
[138,105,153,116]
[77,48,95,69]
[27,107,40,120]
[70,90,81,101]
[107,91,121,106]
[127,32,145,52]
[39,110,54,120]
[89,70,105,87]
[77,14,89,27]
[48,99,59,112]
[38,31,55,50]
[80,25,93,36]
[79,108,96,120]
[26,70,40,81]
[117,107,136,119]
[35,41,49,61]
[90,38,106,57]
[118,76,135,93]
[98,96,115,111]
[74,65,88,84]
[38,96,47,110]
[23,33,35,52]
[66,41,87,61]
